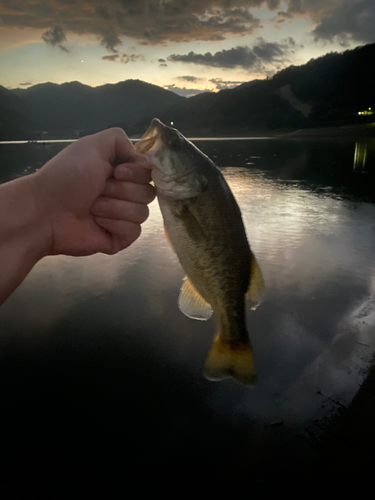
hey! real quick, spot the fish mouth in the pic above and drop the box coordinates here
[135,118,166,154]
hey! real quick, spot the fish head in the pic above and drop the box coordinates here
[135,118,208,200]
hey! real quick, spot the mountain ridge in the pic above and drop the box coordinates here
[1,43,374,139]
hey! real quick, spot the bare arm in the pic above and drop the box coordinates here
[0,128,155,305]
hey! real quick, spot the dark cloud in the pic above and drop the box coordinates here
[158,58,166,63]
[168,37,296,70]
[121,53,143,63]
[102,54,119,62]
[95,6,112,20]
[313,0,375,44]
[41,24,69,52]
[267,0,280,8]
[176,76,204,83]
[209,78,246,90]
[277,10,294,18]
[285,0,334,17]
[102,53,142,63]
[100,31,122,53]
[19,81,32,86]
[4,1,371,51]
[0,0,264,49]
[169,47,256,68]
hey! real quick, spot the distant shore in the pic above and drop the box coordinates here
[281,123,375,138]
[1,123,375,144]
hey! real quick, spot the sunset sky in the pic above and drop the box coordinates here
[1,0,374,96]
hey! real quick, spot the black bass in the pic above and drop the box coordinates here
[135,119,264,385]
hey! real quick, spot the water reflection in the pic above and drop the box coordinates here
[2,157,375,415]
[354,142,368,171]
[1,138,375,488]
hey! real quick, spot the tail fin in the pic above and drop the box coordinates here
[203,332,256,386]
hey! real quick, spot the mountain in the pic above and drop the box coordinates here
[272,42,374,127]
[11,80,183,138]
[156,79,307,136]
[0,86,31,140]
[156,43,375,136]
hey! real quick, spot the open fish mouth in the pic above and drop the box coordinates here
[135,118,165,154]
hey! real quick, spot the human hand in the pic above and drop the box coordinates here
[31,128,155,257]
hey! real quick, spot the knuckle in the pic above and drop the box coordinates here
[109,126,126,137]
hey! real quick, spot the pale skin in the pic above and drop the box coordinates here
[0,127,156,305]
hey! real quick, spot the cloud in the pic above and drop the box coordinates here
[102,54,119,62]
[41,24,69,52]
[121,53,143,63]
[277,10,294,19]
[168,37,296,70]
[3,0,371,51]
[164,83,208,97]
[0,0,264,49]
[176,76,204,83]
[209,78,247,90]
[313,0,375,44]
[19,81,32,86]
[102,53,143,63]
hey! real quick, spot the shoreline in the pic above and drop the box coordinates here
[1,124,375,145]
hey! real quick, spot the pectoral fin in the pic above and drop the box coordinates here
[179,276,213,321]
[180,209,206,243]
[246,255,265,310]
[170,201,206,243]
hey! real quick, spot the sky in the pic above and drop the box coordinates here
[0,0,374,96]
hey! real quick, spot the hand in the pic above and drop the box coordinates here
[31,128,156,256]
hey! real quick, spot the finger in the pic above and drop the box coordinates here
[96,218,142,249]
[126,152,155,170]
[103,180,156,204]
[91,197,150,224]
[114,163,153,184]
[82,128,135,165]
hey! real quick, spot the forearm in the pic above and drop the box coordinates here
[0,174,50,305]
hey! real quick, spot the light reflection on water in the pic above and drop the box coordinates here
[2,153,375,419]
[1,138,375,484]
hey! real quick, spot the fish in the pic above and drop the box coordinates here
[135,119,264,385]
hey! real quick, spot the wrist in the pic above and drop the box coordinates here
[0,174,53,304]
[1,174,52,264]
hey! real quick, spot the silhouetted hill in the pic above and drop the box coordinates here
[156,43,375,136]
[157,79,307,136]
[12,80,183,138]
[272,43,374,127]
[0,86,31,140]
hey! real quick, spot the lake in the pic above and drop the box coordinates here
[1,137,375,492]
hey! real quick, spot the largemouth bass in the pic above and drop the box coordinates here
[135,119,264,385]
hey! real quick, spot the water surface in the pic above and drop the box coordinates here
[1,137,375,491]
